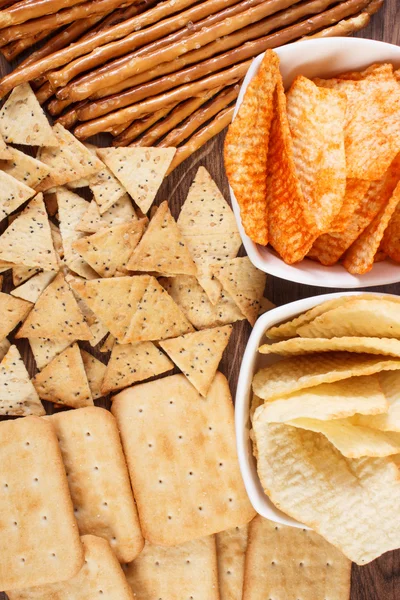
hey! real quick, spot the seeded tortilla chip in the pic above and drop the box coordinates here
[67,284,108,348]
[0,344,44,416]
[80,350,106,400]
[33,343,93,408]
[29,337,71,370]
[100,334,115,353]
[259,336,400,357]
[0,83,58,147]
[0,194,58,270]
[0,170,35,221]
[381,201,400,261]
[124,276,194,343]
[252,352,400,402]
[329,179,371,233]
[97,147,175,214]
[102,341,173,395]
[353,371,400,432]
[37,124,103,188]
[17,271,92,341]
[0,146,50,190]
[0,338,10,362]
[11,271,56,304]
[161,275,244,329]
[0,131,11,159]
[160,325,232,396]
[212,257,266,326]
[76,194,136,234]
[127,201,196,276]
[224,49,280,245]
[178,167,241,303]
[73,218,146,278]
[82,144,127,214]
[0,291,31,339]
[50,221,63,260]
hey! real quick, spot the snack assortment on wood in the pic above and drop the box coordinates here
[225,50,400,273]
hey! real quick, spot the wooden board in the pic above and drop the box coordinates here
[0,2,399,597]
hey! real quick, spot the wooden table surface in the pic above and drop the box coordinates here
[1,1,400,597]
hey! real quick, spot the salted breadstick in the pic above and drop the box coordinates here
[159,84,240,147]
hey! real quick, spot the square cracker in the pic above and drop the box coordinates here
[242,516,351,600]
[111,372,255,546]
[7,535,134,600]
[216,524,249,600]
[124,536,219,600]
[49,407,144,563]
[0,416,84,590]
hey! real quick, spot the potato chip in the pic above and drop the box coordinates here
[352,371,400,432]
[224,49,280,245]
[252,352,400,401]
[252,421,400,564]
[336,63,393,82]
[343,179,400,274]
[297,298,400,338]
[329,179,371,233]
[257,375,387,423]
[259,336,400,357]
[0,146,50,190]
[381,201,400,261]
[76,194,137,234]
[0,344,44,416]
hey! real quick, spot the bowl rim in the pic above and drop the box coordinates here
[228,37,400,288]
[235,290,400,528]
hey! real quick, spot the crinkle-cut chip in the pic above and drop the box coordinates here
[80,350,106,400]
[11,271,56,304]
[252,352,400,402]
[73,219,146,278]
[343,180,400,274]
[37,123,103,189]
[329,179,371,233]
[252,420,400,564]
[309,155,400,265]
[29,337,71,370]
[352,371,400,432]
[76,194,137,234]
[381,201,400,261]
[0,344,44,416]
[127,202,196,276]
[211,257,266,327]
[224,49,280,245]
[160,325,232,397]
[0,83,58,147]
[286,75,347,232]
[32,343,93,408]
[0,194,58,271]
[259,336,400,357]
[287,417,400,458]
[84,142,127,214]
[97,146,175,214]
[0,146,50,190]
[336,63,394,81]
[216,524,248,600]
[161,275,245,330]
[101,341,173,395]
[267,78,317,263]
[0,170,35,221]
[17,271,92,341]
[298,298,400,339]
[258,375,387,423]
[0,291,32,339]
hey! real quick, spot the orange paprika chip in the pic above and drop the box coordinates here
[381,202,400,262]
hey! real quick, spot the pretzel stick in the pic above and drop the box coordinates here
[55,101,88,128]
[73,60,251,138]
[159,84,240,147]
[0,0,202,97]
[167,104,234,174]
[112,105,178,139]
[0,28,51,60]
[110,121,136,136]
[50,0,275,90]
[302,10,369,36]
[0,0,90,29]
[36,81,54,103]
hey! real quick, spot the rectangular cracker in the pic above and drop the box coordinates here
[0,416,84,590]
[49,407,144,563]
[216,524,249,600]
[111,372,255,546]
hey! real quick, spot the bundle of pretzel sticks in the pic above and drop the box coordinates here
[0,0,384,169]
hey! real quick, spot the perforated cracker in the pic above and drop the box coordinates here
[216,524,249,600]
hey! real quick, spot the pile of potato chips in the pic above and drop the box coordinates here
[225,50,400,273]
[251,294,400,565]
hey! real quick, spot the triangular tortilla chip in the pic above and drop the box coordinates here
[101,341,173,394]
[100,334,115,353]
[97,147,175,213]
[0,170,35,221]
[29,338,71,370]
[212,257,266,326]
[76,194,137,234]
[83,143,127,214]
[0,194,58,270]
[73,218,146,277]
[12,265,39,286]
[50,221,64,260]
[224,49,280,245]
[11,270,56,303]
[16,271,92,341]
[56,187,97,279]
[0,344,45,416]
[37,123,103,189]
[0,275,3,290]
[71,276,150,342]
[65,275,109,348]
[160,325,232,396]
[127,201,196,276]
[0,146,50,190]
[124,276,194,343]
[81,349,106,400]
[0,291,32,339]
[178,167,241,304]
[32,342,93,408]
[0,83,58,147]
[0,338,10,361]
[0,131,11,159]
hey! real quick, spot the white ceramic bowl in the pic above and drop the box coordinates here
[235,291,398,527]
[229,37,400,288]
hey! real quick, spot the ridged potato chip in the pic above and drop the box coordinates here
[381,201,400,261]
[259,336,400,357]
[352,371,400,432]
[329,179,371,233]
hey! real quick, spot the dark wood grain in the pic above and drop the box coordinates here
[0,1,400,597]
